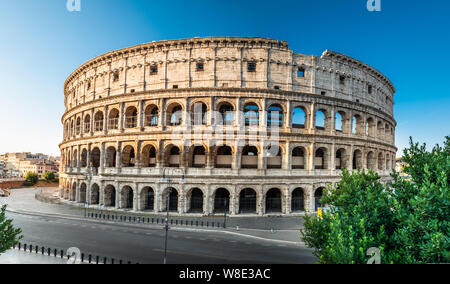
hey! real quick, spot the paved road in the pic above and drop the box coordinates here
[5,211,316,264]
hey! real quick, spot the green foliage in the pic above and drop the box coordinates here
[301,136,450,264]
[42,172,56,182]
[0,205,23,255]
[24,172,38,185]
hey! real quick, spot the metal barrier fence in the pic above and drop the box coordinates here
[86,212,226,228]
[13,242,136,264]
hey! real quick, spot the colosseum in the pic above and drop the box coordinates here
[59,37,397,216]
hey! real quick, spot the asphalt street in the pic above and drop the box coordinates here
[5,211,316,264]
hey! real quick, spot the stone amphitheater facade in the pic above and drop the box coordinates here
[59,37,397,216]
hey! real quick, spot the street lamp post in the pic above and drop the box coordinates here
[162,167,185,265]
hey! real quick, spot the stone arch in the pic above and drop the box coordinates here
[144,104,159,127]
[314,187,325,211]
[378,152,384,171]
[292,146,307,169]
[121,145,136,167]
[164,144,181,167]
[91,147,101,168]
[335,148,348,170]
[335,110,347,132]
[239,188,257,214]
[190,101,208,126]
[105,146,117,167]
[266,145,282,169]
[75,117,81,135]
[315,147,328,170]
[141,144,157,167]
[292,105,307,129]
[72,150,78,168]
[108,108,120,130]
[94,111,104,132]
[120,186,134,209]
[315,109,326,130]
[80,149,87,168]
[90,183,100,205]
[161,187,179,212]
[140,187,155,211]
[243,102,260,126]
[125,106,138,128]
[214,145,233,168]
[241,145,259,169]
[187,188,204,213]
[166,102,183,126]
[366,117,376,137]
[70,182,77,201]
[267,104,284,127]
[104,185,116,207]
[216,101,235,126]
[352,114,363,135]
[291,188,305,212]
[265,188,282,213]
[213,188,231,213]
[367,151,376,170]
[84,114,91,133]
[353,149,363,170]
[79,182,87,203]
[377,121,385,140]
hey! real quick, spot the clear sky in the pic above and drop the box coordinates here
[0,0,449,157]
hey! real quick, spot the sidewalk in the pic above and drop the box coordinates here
[2,188,306,244]
[0,249,67,264]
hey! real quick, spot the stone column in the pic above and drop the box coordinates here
[134,183,139,211]
[115,182,120,209]
[100,142,105,173]
[119,102,125,132]
[257,186,264,216]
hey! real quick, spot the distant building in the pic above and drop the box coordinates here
[395,158,410,178]
[0,152,59,179]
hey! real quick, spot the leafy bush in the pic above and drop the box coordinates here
[24,172,38,185]
[42,172,56,182]
[0,205,23,255]
[301,136,449,264]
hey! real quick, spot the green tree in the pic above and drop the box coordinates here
[42,172,55,183]
[24,172,38,185]
[301,136,449,264]
[0,205,23,255]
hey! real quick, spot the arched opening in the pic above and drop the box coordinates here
[244,103,259,126]
[104,185,116,207]
[141,187,155,211]
[291,188,305,212]
[265,188,282,213]
[108,108,120,130]
[125,107,138,128]
[366,118,375,137]
[91,148,101,168]
[167,146,180,167]
[216,146,232,168]
[367,151,376,170]
[239,188,257,214]
[188,188,204,213]
[353,149,363,170]
[144,105,159,127]
[76,117,81,135]
[191,102,208,126]
[105,146,117,168]
[121,146,135,167]
[213,188,230,213]
[352,115,362,135]
[267,104,283,127]
[72,150,78,168]
[79,183,87,203]
[70,183,76,201]
[162,188,178,212]
[141,145,157,167]
[386,155,392,171]
[378,153,384,171]
[292,107,306,129]
[167,104,183,126]
[94,111,104,132]
[377,121,385,140]
[292,147,306,169]
[90,184,100,205]
[84,115,91,133]
[315,148,327,170]
[191,146,206,168]
[315,110,326,130]
[267,146,282,169]
[121,186,134,209]
[70,120,74,137]
[80,149,87,168]
[335,149,346,170]
[335,111,345,132]
[218,103,234,126]
[314,188,324,211]
[241,145,258,169]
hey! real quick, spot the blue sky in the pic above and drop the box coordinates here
[0,0,448,156]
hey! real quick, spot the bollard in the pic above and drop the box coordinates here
[207,222,209,227]
[24,244,27,251]
[104,257,107,264]
[119,260,123,264]
[48,248,51,256]
[201,221,204,227]
[54,249,57,257]
[81,253,85,262]
[60,250,64,258]
[88,254,92,264]
[176,220,178,225]
[41,247,44,255]
[96,256,99,264]
[196,221,198,226]
[18,243,21,250]
[29,245,32,252]
[111,258,115,264]
[35,246,38,253]
[181,220,183,225]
